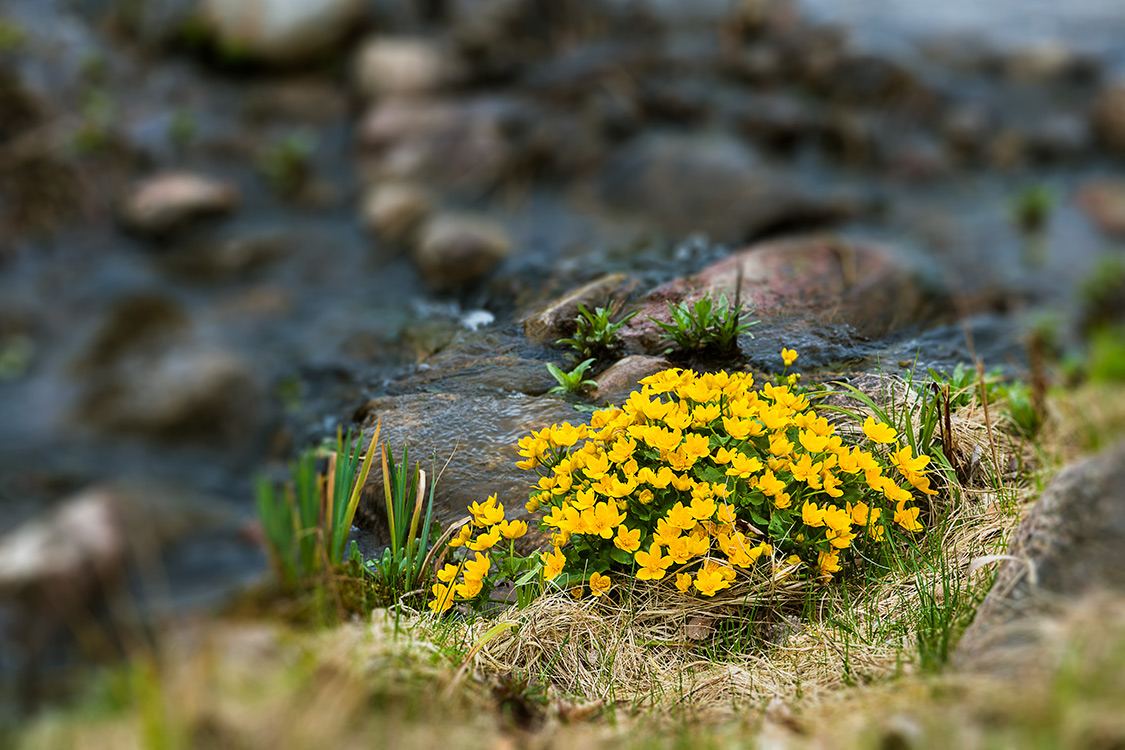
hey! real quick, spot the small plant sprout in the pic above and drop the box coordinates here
[258,130,316,197]
[556,303,638,363]
[546,359,598,396]
[1011,183,1056,234]
[649,292,758,358]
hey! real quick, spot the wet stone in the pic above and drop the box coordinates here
[412,213,512,289]
[521,273,632,344]
[353,36,461,99]
[355,393,588,549]
[119,173,238,237]
[360,182,434,245]
[591,355,672,405]
[200,0,366,66]
[1077,180,1125,237]
[1093,81,1125,155]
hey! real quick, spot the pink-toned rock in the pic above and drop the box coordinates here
[620,237,937,352]
[522,273,632,344]
[591,355,673,405]
[1077,180,1125,237]
[120,173,238,235]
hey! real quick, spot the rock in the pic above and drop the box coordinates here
[412,213,512,289]
[1001,43,1099,84]
[391,329,559,396]
[360,182,434,244]
[600,133,861,243]
[0,488,127,612]
[735,93,823,153]
[1077,180,1125,237]
[954,441,1125,674]
[591,355,672,405]
[357,97,513,195]
[522,273,631,344]
[619,237,942,352]
[119,173,238,236]
[1022,114,1090,162]
[1092,82,1125,155]
[75,343,264,447]
[200,0,365,66]
[354,392,588,549]
[353,37,460,99]
[159,231,291,280]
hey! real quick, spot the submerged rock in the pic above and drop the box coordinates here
[200,0,365,66]
[412,213,512,289]
[619,237,943,352]
[354,392,587,548]
[954,441,1125,675]
[119,173,238,236]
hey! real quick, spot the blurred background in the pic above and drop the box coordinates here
[2,0,1124,716]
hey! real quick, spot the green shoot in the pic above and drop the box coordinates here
[546,359,598,395]
[556,303,638,363]
[649,293,757,358]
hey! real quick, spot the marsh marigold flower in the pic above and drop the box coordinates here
[782,348,799,366]
[589,571,612,597]
[862,416,898,444]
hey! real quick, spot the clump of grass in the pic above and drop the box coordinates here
[1011,183,1056,234]
[257,131,316,197]
[557,303,637,364]
[546,359,598,396]
[649,293,758,359]
[256,423,378,587]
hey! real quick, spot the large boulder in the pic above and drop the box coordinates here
[619,237,943,351]
[954,441,1125,674]
[200,0,365,66]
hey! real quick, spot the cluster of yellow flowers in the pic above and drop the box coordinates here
[430,352,938,612]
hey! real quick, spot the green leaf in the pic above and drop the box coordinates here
[610,548,634,565]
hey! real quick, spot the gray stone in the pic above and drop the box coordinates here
[200,0,365,66]
[412,213,512,289]
[119,173,238,236]
[954,441,1125,672]
[360,182,433,244]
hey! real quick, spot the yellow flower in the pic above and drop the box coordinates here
[638,488,654,504]
[634,544,673,580]
[524,496,540,513]
[667,535,695,564]
[541,547,565,579]
[756,470,786,497]
[665,501,698,531]
[456,577,483,599]
[772,491,792,509]
[688,495,718,521]
[468,526,501,551]
[894,502,923,532]
[653,517,683,546]
[614,525,642,553]
[692,403,722,426]
[726,451,764,479]
[768,434,794,456]
[589,571,612,597]
[429,583,454,613]
[847,501,876,526]
[817,550,841,576]
[693,569,732,597]
[463,552,491,580]
[790,453,823,488]
[782,348,799,366]
[821,471,844,498]
[639,425,683,452]
[722,416,763,440]
[583,500,625,538]
[607,437,637,464]
[498,519,528,539]
[437,563,461,583]
[675,572,692,592]
[715,503,737,526]
[468,495,505,526]
[449,524,473,548]
[801,500,826,527]
[798,429,830,454]
[862,416,898,444]
[682,432,711,460]
[549,422,587,448]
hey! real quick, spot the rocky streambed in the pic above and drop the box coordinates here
[1,0,1125,710]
